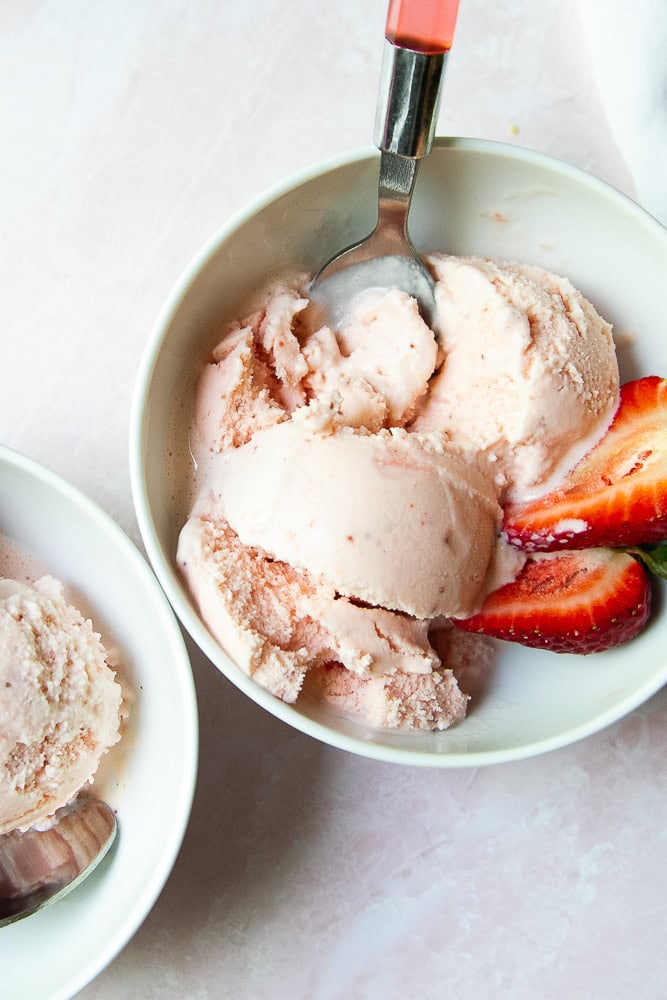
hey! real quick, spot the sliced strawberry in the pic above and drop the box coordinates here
[503,377,667,551]
[452,549,651,654]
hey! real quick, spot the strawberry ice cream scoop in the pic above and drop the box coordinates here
[0,576,123,834]
[412,255,620,498]
[210,420,501,619]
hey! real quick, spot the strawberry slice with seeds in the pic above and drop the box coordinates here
[503,377,667,551]
[452,549,651,654]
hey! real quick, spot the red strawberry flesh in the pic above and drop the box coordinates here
[503,377,667,551]
[452,549,651,654]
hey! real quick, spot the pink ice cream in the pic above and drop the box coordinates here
[178,254,619,731]
[214,421,499,619]
[412,256,619,497]
[0,576,123,834]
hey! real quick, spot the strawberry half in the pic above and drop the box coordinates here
[503,376,667,551]
[452,549,651,654]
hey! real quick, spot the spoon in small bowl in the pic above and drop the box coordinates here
[0,796,117,927]
[310,0,460,328]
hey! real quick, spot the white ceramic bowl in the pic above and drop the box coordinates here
[130,137,667,767]
[0,445,198,1000]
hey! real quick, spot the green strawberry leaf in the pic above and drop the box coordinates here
[625,541,667,579]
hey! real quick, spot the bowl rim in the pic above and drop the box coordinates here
[129,136,667,768]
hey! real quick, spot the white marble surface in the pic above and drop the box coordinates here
[1,1,666,997]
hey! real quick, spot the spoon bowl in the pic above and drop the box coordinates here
[311,154,437,327]
[0,798,117,928]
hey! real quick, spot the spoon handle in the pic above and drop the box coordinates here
[386,0,460,53]
[374,0,460,158]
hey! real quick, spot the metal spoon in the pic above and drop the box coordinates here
[310,0,460,328]
[0,797,117,927]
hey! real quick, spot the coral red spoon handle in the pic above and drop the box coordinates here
[385,0,460,54]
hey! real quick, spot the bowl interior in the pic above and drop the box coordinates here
[132,138,667,766]
[0,446,198,998]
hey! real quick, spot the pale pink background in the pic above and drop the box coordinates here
[1,1,666,998]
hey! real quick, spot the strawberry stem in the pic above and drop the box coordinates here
[625,542,667,579]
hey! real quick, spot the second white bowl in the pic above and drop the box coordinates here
[0,445,198,999]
